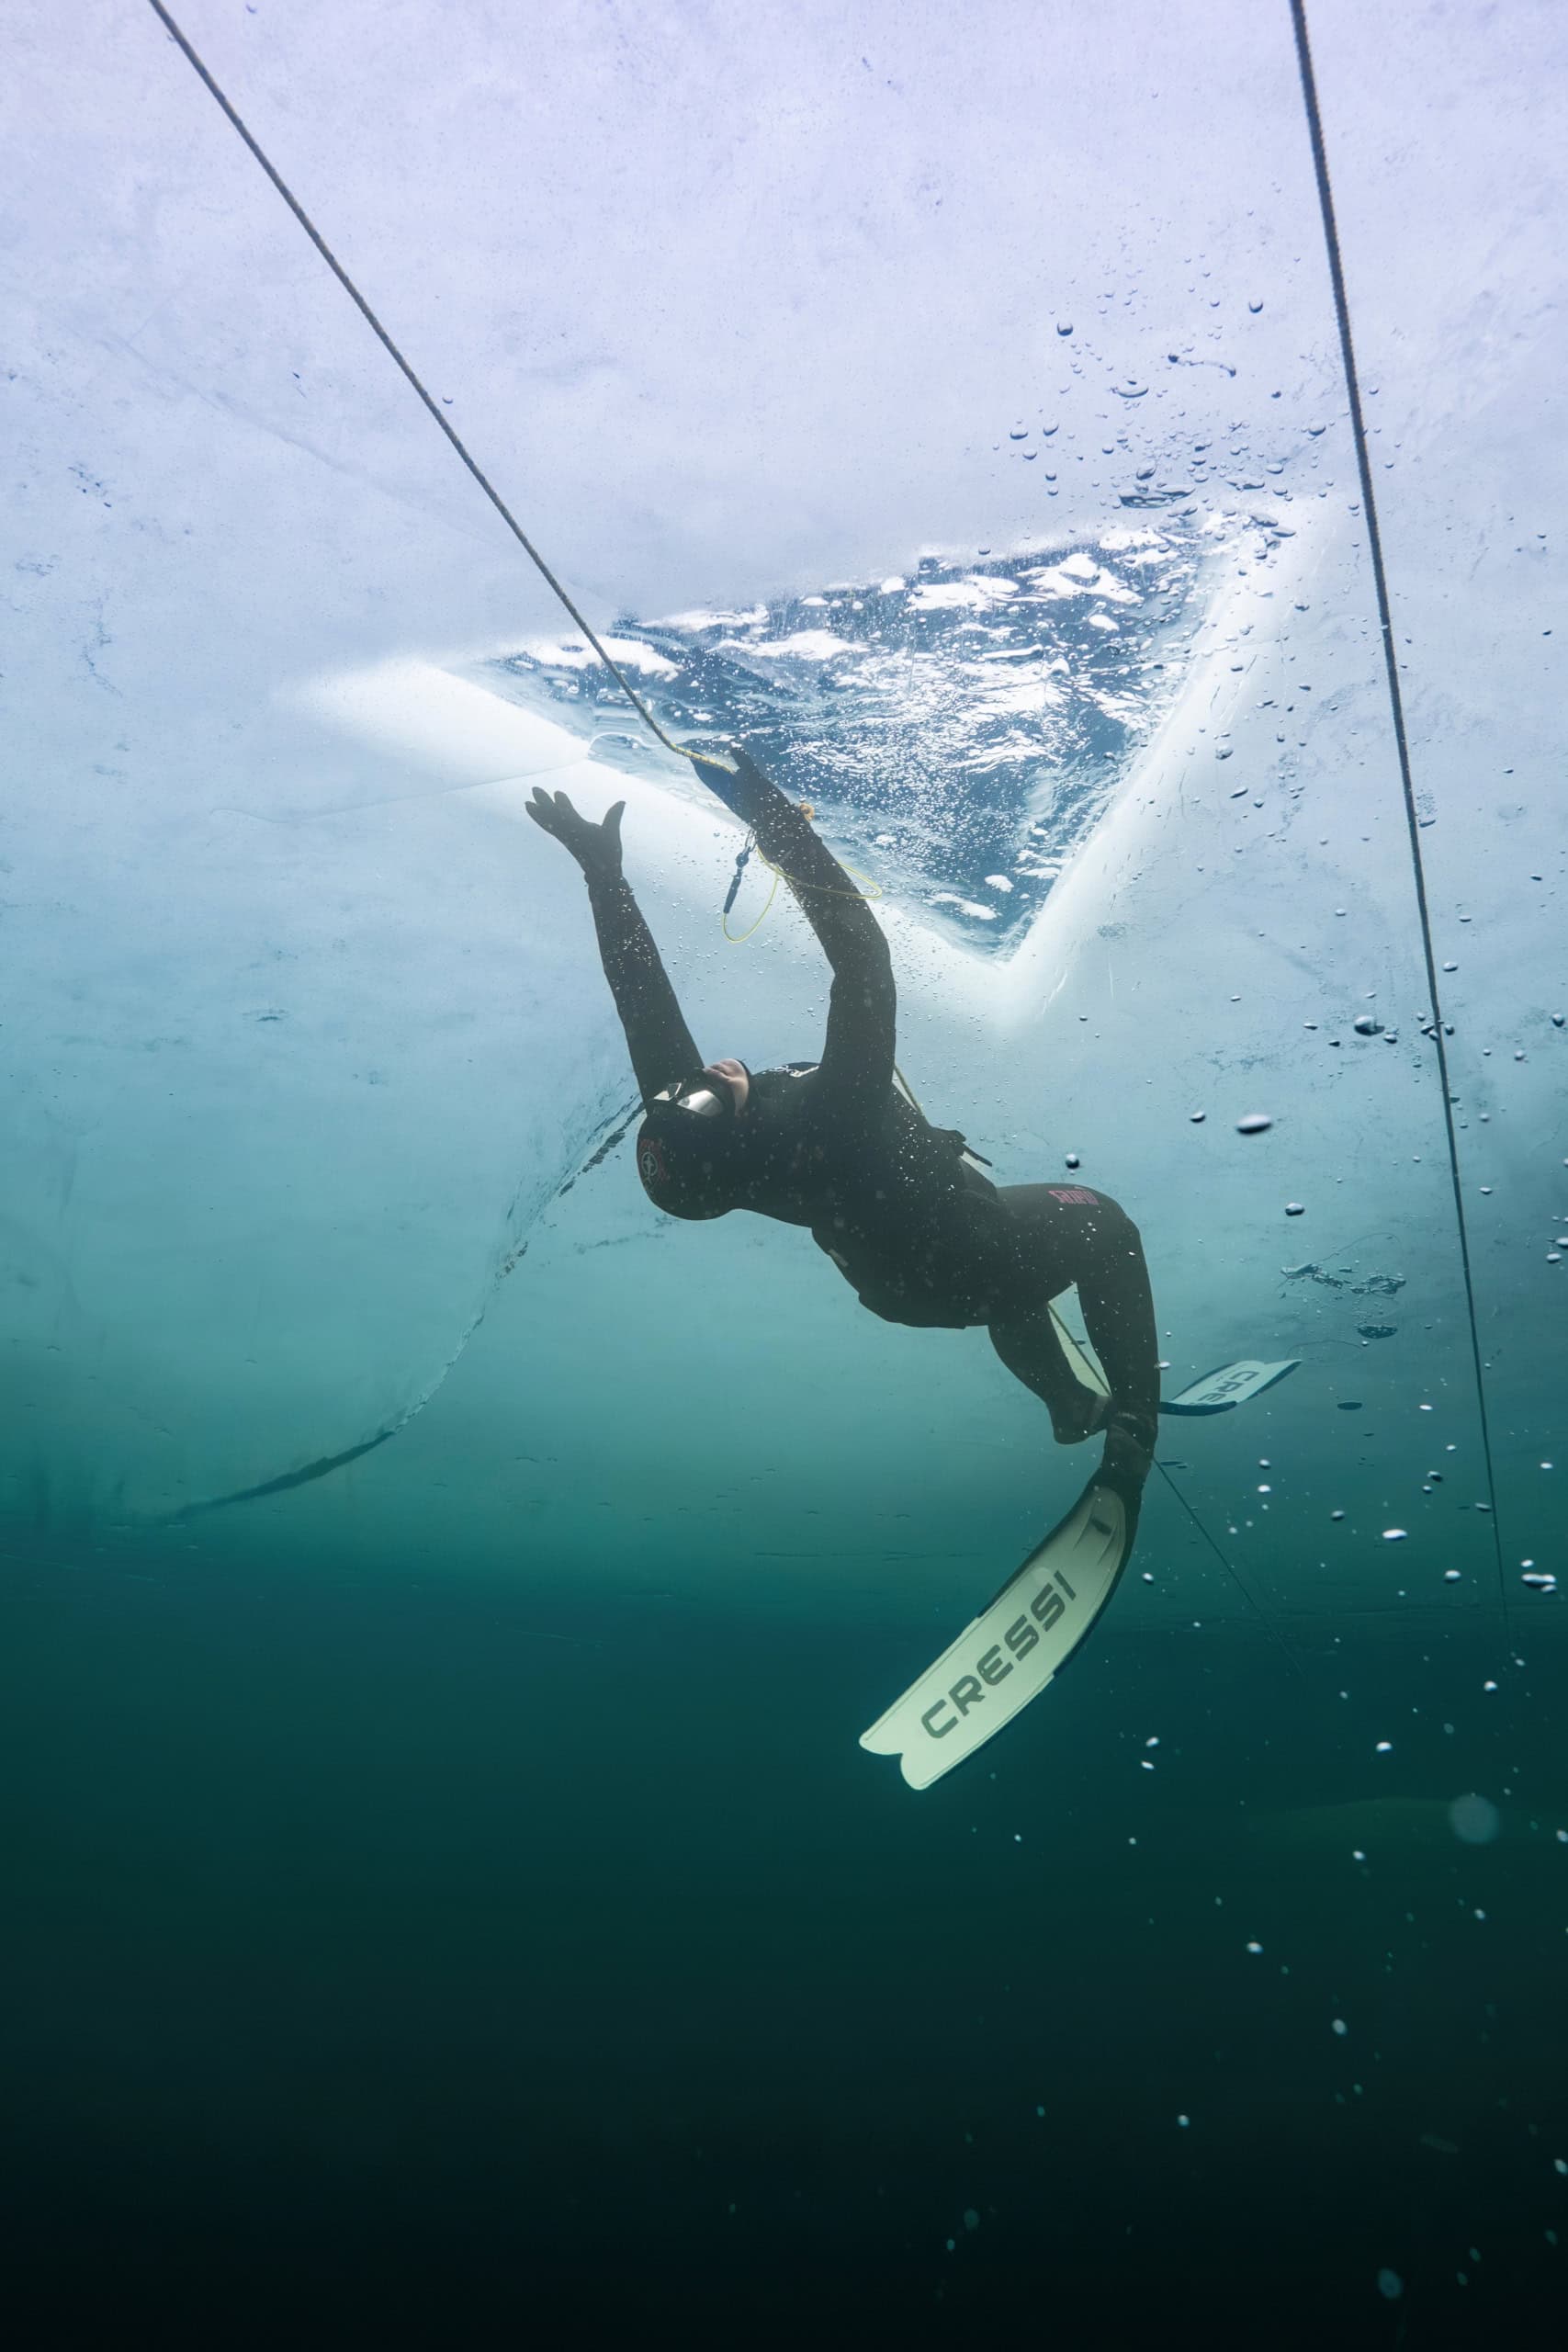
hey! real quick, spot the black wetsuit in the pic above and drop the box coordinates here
[584,748,1160,1445]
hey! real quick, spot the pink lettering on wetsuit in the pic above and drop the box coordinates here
[1046,1186,1100,1205]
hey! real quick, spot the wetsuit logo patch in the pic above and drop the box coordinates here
[637,1133,669,1193]
[1047,1185,1100,1205]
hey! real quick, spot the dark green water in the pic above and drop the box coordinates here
[5,1519,1564,2347]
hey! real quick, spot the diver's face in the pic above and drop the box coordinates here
[704,1058,750,1113]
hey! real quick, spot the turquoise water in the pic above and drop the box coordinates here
[3,2,1566,2343]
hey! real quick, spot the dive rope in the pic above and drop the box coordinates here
[145,0,694,773]
[1290,0,1508,1623]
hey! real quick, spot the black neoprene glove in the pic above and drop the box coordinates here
[524,787,626,883]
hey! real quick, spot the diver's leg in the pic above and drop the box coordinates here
[989,1183,1159,1492]
[1076,1212,1159,1510]
[987,1300,1109,1443]
[1073,1205,1160,1453]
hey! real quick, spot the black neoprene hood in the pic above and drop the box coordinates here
[635,1062,805,1219]
[635,1102,742,1218]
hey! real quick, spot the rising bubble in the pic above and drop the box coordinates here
[1449,1793,1501,1844]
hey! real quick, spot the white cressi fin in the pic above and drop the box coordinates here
[859,1476,1131,1791]
[1161,1358,1300,1416]
[1050,1295,1296,1420]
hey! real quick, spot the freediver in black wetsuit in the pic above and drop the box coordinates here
[526,741,1160,1525]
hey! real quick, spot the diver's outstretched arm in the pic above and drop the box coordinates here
[525,788,702,1106]
[691,743,896,1094]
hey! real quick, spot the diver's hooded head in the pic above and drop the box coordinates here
[635,1067,754,1220]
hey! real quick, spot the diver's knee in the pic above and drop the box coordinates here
[1095,1195,1144,1255]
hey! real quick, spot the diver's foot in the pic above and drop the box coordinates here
[1048,1383,1111,1446]
[1098,1409,1156,1497]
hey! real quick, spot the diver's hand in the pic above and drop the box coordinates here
[686,740,784,821]
[525,787,626,881]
